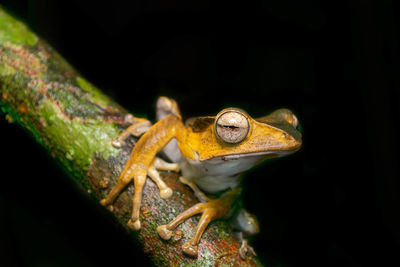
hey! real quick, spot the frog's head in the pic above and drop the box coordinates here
[185,107,302,175]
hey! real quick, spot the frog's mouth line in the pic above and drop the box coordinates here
[222,150,293,160]
[213,147,301,161]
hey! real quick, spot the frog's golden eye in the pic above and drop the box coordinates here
[215,110,249,144]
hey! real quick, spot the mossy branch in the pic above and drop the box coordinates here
[0,7,263,266]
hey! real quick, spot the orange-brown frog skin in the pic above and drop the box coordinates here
[100,96,302,259]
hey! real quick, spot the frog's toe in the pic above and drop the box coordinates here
[127,219,141,230]
[239,239,257,260]
[107,205,114,212]
[182,241,198,258]
[112,139,122,148]
[147,162,174,199]
[157,225,172,240]
[160,187,173,199]
[100,199,114,212]
[171,164,180,173]
[99,198,106,206]
[154,157,180,173]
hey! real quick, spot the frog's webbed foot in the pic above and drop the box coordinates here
[157,189,240,257]
[112,117,152,148]
[239,239,257,260]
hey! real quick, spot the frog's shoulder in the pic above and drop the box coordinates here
[185,116,215,132]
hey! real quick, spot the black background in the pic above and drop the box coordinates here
[0,1,399,266]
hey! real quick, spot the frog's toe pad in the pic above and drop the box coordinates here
[182,241,198,258]
[127,219,141,230]
[160,187,173,199]
[100,199,114,212]
[99,198,107,206]
[112,139,122,148]
[157,225,172,240]
[107,205,114,212]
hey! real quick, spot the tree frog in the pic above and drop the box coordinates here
[100,96,302,258]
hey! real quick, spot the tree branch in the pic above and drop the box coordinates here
[0,7,263,266]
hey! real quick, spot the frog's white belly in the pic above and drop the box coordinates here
[179,154,267,194]
[162,138,275,193]
[179,160,241,193]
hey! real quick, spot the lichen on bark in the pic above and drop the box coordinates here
[0,7,263,266]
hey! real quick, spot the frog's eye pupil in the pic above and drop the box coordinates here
[215,111,249,144]
[223,125,239,129]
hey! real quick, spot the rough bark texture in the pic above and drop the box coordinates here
[0,8,263,266]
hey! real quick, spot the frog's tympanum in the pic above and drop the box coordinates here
[100,97,302,259]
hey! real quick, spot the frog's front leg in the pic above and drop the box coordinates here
[157,188,241,257]
[147,157,179,199]
[99,157,178,209]
[100,114,191,230]
[178,176,211,203]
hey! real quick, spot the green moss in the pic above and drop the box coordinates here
[39,99,120,171]
[0,63,16,75]
[194,249,215,267]
[0,8,38,46]
[76,77,114,107]
[1,73,38,116]
[47,83,107,119]
[0,101,20,124]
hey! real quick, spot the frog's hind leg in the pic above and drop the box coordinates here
[157,189,240,257]
[238,237,257,260]
[231,209,259,260]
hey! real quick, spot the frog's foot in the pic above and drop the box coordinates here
[100,166,148,231]
[112,118,152,148]
[157,202,213,257]
[157,189,240,257]
[148,157,179,199]
[239,239,257,260]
